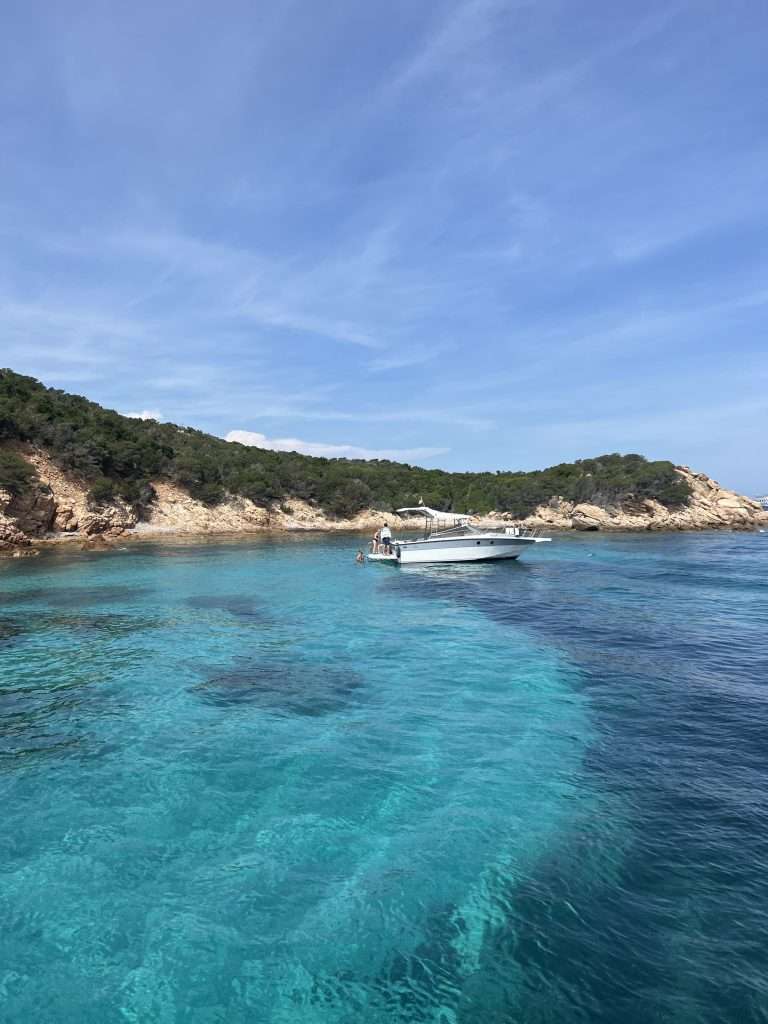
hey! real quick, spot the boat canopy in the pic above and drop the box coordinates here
[396,506,471,522]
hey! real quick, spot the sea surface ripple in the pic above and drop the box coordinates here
[1,531,767,1022]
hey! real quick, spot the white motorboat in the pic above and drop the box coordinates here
[367,506,551,565]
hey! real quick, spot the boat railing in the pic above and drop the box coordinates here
[429,524,471,539]
[420,519,470,539]
[505,524,541,538]
[416,520,542,540]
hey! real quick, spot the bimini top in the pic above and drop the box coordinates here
[396,506,472,522]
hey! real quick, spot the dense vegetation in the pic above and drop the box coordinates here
[0,449,38,497]
[0,369,691,517]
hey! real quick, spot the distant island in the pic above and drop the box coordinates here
[1,369,765,553]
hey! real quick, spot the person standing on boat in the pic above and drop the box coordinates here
[372,527,381,554]
[381,522,392,554]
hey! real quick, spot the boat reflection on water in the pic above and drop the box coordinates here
[397,560,524,581]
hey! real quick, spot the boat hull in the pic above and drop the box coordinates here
[396,535,543,564]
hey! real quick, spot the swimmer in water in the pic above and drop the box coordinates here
[355,549,365,563]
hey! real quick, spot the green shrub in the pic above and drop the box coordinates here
[0,368,692,517]
[0,450,37,496]
[324,478,373,519]
[87,477,116,506]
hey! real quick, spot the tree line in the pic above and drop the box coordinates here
[0,369,691,518]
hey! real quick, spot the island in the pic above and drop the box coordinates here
[1,369,765,554]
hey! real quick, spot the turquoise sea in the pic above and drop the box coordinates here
[1,531,767,1022]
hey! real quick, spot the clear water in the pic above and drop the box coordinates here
[1,531,767,1023]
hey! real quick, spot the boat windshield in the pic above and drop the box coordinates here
[396,507,474,539]
[395,507,542,541]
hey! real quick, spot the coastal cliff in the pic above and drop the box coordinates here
[1,446,765,554]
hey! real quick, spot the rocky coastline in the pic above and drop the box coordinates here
[492,466,767,533]
[1,449,765,557]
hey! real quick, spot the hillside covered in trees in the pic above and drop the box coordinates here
[0,369,691,519]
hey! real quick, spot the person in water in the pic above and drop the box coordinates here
[380,522,392,554]
[355,549,365,563]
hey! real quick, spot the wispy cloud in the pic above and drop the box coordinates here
[0,297,157,385]
[226,429,449,462]
[110,226,388,349]
[386,0,510,96]
[0,298,152,345]
[367,343,449,373]
[525,396,768,460]
[238,305,379,348]
[269,407,494,429]
[3,0,767,491]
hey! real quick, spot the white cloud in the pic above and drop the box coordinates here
[123,409,162,420]
[226,429,448,463]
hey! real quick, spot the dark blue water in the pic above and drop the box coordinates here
[1,531,767,1022]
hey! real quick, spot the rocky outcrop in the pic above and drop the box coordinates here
[269,500,422,533]
[1,480,55,550]
[133,485,421,536]
[0,511,30,551]
[513,466,767,532]
[1,447,138,553]
[1,485,56,536]
[134,481,271,534]
[1,448,765,554]
[80,503,137,536]
[570,504,613,531]
[23,449,95,533]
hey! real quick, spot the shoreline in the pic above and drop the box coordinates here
[2,450,766,557]
[3,518,766,561]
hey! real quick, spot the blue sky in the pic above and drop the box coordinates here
[1,0,766,492]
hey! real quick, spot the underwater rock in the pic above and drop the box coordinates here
[0,618,25,648]
[7,583,153,606]
[42,611,150,638]
[186,594,268,620]
[194,659,363,716]
[80,535,113,550]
